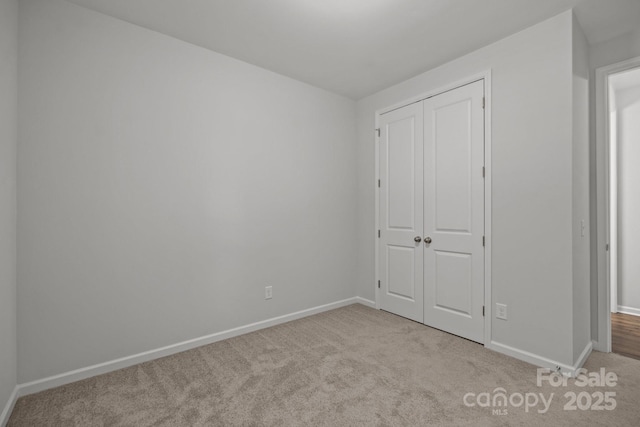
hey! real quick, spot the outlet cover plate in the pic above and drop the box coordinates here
[496,303,507,320]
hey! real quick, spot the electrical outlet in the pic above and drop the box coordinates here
[265,286,272,300]
[496,303,507,320]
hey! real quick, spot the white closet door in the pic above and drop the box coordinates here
[378,102,424,323]
[423,80,485,343]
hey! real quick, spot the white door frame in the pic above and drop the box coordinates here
[374,70,492,346]
[594,56,640,352]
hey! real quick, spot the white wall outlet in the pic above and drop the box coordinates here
[265,286,272,300]
[496,303,507,320]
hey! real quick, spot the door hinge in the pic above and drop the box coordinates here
[482,166,485,177]
[482,236,485,247]
[483,306,485,317]
[376,128,380,137]
[378,179,381,188]
[378,230,381,238]
[482,97,485,109]
[378,280,381,289]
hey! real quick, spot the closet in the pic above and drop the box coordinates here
[377,80,485,343]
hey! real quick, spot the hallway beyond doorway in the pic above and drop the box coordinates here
[612,312,640,360]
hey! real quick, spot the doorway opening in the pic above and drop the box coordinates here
[595,57,640,359]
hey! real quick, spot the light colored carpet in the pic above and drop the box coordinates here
[8,304,640,426]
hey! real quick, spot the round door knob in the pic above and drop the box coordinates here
[414,236,422,243]
[424,237,432,244]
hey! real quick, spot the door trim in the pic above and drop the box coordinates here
[594,55,640,353]
[374,70,492,346]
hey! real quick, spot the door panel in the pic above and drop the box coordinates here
[424,80,484,343]
[388,117,417,229]
[434,100,472,232]
[387,246,416,300]
[434,250,472,315]
[379,102,424,322]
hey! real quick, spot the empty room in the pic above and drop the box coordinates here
[2,0,640,425]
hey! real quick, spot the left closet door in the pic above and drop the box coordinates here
[378,102,424,323]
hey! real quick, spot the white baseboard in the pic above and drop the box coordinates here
[592,338,607,353]
[486,340,592,377]
[617,305,640,317]
[0,386,18,427]
[574,341,593,373]
[355,296,376,308]
[17,297,367,398]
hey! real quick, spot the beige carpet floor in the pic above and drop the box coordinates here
[8,304,640,426]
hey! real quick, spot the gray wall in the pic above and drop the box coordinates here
[0,0,18,417]
[18,0,358,383]
[357,12,582,366]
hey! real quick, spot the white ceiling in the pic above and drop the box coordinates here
[65,0,640,99]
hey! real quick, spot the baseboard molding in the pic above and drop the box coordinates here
[17,297,367,398]
[355,296,376,308]
[487,340,592,377]
[592,338,607,352]
[617,305,640,317]
[574,341,593,373]
[0,386,18,427]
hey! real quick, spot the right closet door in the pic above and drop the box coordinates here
[422,80,485,343]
